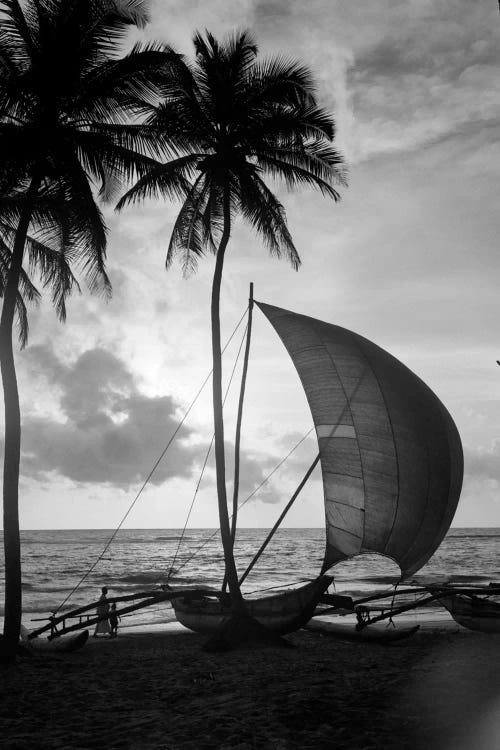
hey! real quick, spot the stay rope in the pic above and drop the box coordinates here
[168,425,316,579]
[166,321,249,579]
[54,307,249,614]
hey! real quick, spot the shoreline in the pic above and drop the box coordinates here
[3,617,499,749]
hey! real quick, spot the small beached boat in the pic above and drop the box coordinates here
[437,593,500,633]
[173,576,332,635]
[21,625,89,652]
[306,619,420,643]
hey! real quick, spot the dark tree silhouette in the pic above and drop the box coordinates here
[0,0,177,662]
[0,188,81,348]
[118,29,347,617]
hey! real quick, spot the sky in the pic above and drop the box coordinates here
[2,0,500,532]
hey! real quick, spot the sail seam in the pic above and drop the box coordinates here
[327,498,365,511]
[324,469,395,481]
[355,342,401,559]
[327,524,363,540]
[400,397,455,575]
[314,322,368,562]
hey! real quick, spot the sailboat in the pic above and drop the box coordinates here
[171,292,464,634]
[26,289,466,643]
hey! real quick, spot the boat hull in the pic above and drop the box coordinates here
[439,595,500,633]
[24,629,89,652]
[306,619,420,643]
[172,576,333,635]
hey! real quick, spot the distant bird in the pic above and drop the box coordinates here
[497,361,500,366]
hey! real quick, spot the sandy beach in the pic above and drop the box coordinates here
[1,619,499,750]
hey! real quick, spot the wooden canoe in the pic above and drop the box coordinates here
[172,575,333,635]
[306,618,420,643]
[438,594,500,633]
[21,626,89,652]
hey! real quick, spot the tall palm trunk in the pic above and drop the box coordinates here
[211,190,244,612]
[0,177,39,662]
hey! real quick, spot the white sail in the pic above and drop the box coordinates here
[257,302,463,579]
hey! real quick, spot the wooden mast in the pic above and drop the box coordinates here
[222,283,254,594]
[231,282,254,544]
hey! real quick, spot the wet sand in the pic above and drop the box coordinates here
[1,621,499,750]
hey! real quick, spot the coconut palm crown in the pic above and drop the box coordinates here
[118,29,346,273]
[118,29,347,618]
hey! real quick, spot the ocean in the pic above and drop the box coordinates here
[0,527,498,631]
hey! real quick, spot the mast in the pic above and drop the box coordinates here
[230,282,254,543]
[222,283,253,594]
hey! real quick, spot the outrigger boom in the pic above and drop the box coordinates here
[30,583,500,641]
[28,587,220,640]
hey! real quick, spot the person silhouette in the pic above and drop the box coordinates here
[93,586,111,638]
[109,602,121,637]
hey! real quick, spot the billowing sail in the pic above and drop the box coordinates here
[257,302,463,579]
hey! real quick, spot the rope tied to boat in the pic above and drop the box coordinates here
[166,319,249,580]
[53,306,249,614]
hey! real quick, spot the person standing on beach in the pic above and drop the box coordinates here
[93,587,111,638]
[109,603,121,637]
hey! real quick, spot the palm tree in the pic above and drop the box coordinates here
[118,29,347,618]
[0,0,178,662]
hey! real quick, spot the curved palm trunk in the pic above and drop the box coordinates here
[211,191,245,612]
[0,177,39,663]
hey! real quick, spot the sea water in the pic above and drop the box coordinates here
[0,528,498,630]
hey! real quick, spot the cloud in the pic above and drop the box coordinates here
[19,345,201,488]
[145,0,257,52]
[465,442,500,484]
[224,431,320,507]
[17,344,296,500]
[343,2,500,162]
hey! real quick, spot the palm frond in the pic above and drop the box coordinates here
[237,168,300,270]
[254,147,346,197]
[116,153,201,210]
[166,173,213,274]
[0,227,78,346]
[153,97,216,152]
[74,43,181,122]
[0,0,38,70]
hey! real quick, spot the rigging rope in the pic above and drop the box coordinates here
[167,321,249,579]
[169,425,316,578]
[54,307,249,614]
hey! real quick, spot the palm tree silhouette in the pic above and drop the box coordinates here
[0,0,177,661]
[118,30,347,618]
[0,184,82,348]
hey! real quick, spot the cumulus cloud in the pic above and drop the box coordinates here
[19,345,200,488]
[17,344,301,500]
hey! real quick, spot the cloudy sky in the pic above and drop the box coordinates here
[4,0,500,531]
